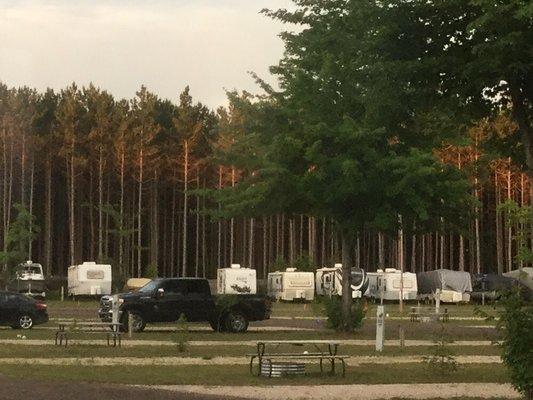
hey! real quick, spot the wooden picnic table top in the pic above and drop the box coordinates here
[57,321,122,328]
[257,340,341,345]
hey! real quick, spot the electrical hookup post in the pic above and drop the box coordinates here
[376,305,385,352]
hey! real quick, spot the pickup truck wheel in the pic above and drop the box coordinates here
[121,312,146,333]
[225,312,248,333]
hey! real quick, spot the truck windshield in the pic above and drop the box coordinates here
[138,280,158,293]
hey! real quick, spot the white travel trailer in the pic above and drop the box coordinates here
[268,268,315,301]
[315,264,369,299]
[364,268,418,301]
[68,262,112,297]
[217,264,257,294]
[416,269,472,303]
[10,261,46,298]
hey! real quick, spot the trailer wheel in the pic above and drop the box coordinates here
[225,312,248,333]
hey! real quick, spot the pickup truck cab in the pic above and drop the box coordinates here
[98,278,271,333]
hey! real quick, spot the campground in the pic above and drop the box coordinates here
[0,300,520,399]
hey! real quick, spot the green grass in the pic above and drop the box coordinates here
[0,344,502,358]
[0,363,509,386]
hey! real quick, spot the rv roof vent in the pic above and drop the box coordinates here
[376,269,384,273]
[286,268,297,272]
[82,261,97,265]
[334,263,342,268]
[230,264,241,269]
[385,268,398,273]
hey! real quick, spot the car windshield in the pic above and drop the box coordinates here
[138,280,158,293]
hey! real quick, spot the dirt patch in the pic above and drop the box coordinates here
[0,374,244,400]
[153,383,520,400]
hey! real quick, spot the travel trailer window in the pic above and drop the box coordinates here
[22,266,41,274]
[87,270,104,280]
[392,279,412,289]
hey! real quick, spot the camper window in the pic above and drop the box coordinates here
[87,270,104,280]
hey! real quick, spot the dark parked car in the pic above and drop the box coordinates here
[0,291,49,329]
[99,278,271,333]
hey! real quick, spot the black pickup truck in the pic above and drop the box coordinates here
[98,278,271,333]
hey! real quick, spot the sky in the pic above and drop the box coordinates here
[0,0,294,109]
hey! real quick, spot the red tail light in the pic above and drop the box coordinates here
[35,302,47,311]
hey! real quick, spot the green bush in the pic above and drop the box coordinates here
[497,289,533,400]
[320,296,365,331]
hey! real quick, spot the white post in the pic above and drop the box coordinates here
[376,305,385,352]
[111,294,120,332]
[60,286,64,302]
[435,289,441,314]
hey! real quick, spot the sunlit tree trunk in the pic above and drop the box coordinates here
[27,158,35,258]
[495,171,504,275]
[44,155,52,275]
[98,145,104,261]
[249,217,254,269]
[182,139,189,276]
[137,147,143,277]
[229,167,235,264]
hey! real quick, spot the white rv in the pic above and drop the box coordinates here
[315,264,369,298]
[417,269,472,303]
[268,268,315,301]
[364,268,418,301]
[217,264,257,294]
[68,262,112,297]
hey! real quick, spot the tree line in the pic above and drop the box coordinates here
[0,83,529,281]
[1,0,531,285]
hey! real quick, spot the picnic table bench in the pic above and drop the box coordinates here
[54,321,123,347]
[409,307,449,323]
[248,340,349,377]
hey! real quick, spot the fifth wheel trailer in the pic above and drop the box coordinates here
[267,268,315,301]
[315,264,369,299]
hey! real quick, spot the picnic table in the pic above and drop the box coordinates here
[409,306,449,323]
[248,340,349,377]
[55,321,123,347]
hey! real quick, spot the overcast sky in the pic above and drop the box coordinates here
[0,0,293,109]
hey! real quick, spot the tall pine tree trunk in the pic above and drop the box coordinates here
[182,140,189,276]
[137,147,143,277]
[340,229,354,330]
[69,141,75,266]
[98,145,104,261]
[44,155,52,275]
[28,158,35,258]
[495,172,504,275]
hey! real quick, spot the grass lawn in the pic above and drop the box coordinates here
[0,363,509,386]
[0,343,502,358]
[0,322,500,342]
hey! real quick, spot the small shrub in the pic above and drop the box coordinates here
[143,264,158,279]
[173,313,189,353]
[423,323,458,373]
[320,296,365,331]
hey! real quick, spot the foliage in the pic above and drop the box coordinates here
[0,204,40,269]
[497,289,533,400]
[423,324,458,374]
[499,200,533,265]
[143,264,158,279]
[292,255,315,272]
[320,296,365,331]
